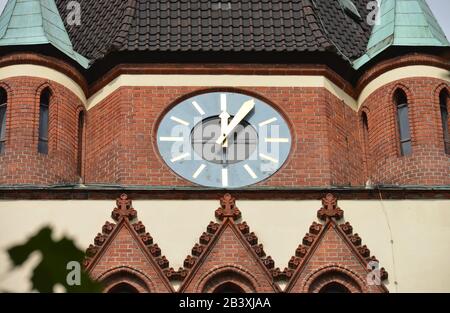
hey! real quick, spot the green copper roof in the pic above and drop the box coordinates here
[0,0,90,68]
[353,0,449,69]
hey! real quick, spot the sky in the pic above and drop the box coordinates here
[0,0,448,41]
[426,0,450,39]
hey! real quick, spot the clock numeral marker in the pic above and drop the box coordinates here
[259,153,279,164]
[259,118,277,127]
[171,153,190,163]
[244,164,258,179]
[192,101,206,116]
[193,164,207,179]
[222,168,228,187]
[160,137,185,142]
[265,138,289,143]
[220,93,227,111]
[170,116,190,126]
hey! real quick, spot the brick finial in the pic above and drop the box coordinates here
[215,193,241,221]
[317,193,344,221]
[111,194,137,221]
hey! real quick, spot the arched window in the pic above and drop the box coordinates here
[38,88,51,154]
[319,282,350,293]
[99,268,151,293]
[394,90,412,156]
[77,111,85,177]
[306,268,364,293]
[440,89,449,154]
[213,282,245,294]
[107,282,138,293]
[201,269,256,293]
[362,112,369,142]
[0,88,6,154]
[361,111,370,173]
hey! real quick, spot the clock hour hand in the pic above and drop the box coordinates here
[216,99,255,145]
[219,111,230,148]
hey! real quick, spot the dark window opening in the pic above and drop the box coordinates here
[38,88,51,154]
[213,282,245,293]
[319,282,350,293]
[361,112,370,166]
[395,90,412,156]
[440,90,449,154]
[77,111,85,177]
[108,282,138,293]
[0,88,6,154]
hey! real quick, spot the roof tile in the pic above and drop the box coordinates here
[54,0,378,62]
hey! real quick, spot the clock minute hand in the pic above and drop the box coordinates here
[216,99,255,145]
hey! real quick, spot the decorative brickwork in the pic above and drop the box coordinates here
[285,194,389,293]
[84,193,390,292]
[84,194,174,293]
[179,194,280,293]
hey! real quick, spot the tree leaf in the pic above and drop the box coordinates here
[7,226,102,293]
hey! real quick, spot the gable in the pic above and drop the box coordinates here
[287,223,385,292]
[284,193,388,293]
[84,194,173,293]
[88,222,171,292]
[179,194,280,293]
[180,221,278,293]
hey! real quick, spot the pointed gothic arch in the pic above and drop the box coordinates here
[99,267,154,293]
[200,267,257,293]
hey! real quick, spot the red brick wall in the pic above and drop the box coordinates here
[83,90,125,184]
[181,224,277,293]
[89,224,172,293]
[0,77,84,185]
[85,86,364,187]
[1,74,448,187]
[361,78,450,185]
[288,224,382,293]
[325,91,366,186]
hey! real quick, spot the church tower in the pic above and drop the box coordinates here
[0,0,448,293]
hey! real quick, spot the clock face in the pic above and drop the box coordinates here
[157,92,292,188]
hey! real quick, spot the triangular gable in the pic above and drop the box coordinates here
[179,194,280,293]
[284,194,389,293]
[84,194,174,293]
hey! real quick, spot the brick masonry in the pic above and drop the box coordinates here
[85,86,361,187]
[180,224,278,293]
[286,224,385,293]
[0,54,448,187]
[85,193,388,293]
[0,77,84,185]
[89,224,173,293]
[361,78,450,185]
[85,81,449,187]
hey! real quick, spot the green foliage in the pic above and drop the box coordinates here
[7,226,102,293]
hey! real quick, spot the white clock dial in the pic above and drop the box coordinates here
[157,92,292,188]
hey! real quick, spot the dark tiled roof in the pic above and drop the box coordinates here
[56,0,373,62]
[314,0,372,59]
